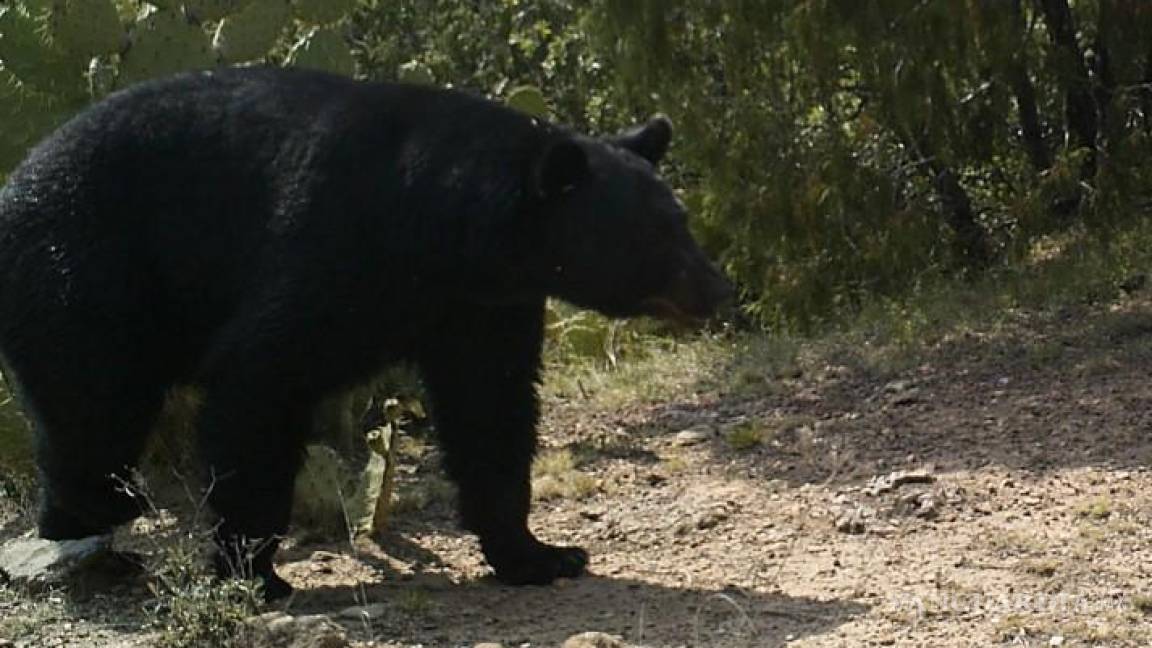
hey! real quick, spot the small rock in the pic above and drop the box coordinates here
[835,508,866,534]
[897,468,935,485]
[694,508,729,530]
[338,603,387,621]
[897,491,923,507]
[243,612,349,648]
[1049,636,1065,647]
[265,612,296,634]
[914,496,938,519]
[674,428,711,446]
[888,388,921,406]
[561,632,628,648]
[884,380,913,393]
[865,469,935,495]
[0,536,116,591]
[869,524,899,537]
[579,508,605,521]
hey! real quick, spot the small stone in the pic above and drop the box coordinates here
[865,469,934,496]
[888,388,921,406]
[1049,636,1065,647]
[561,632,628,648]
[835,508,866,534]
[694,508,729,530]
[884,380,913,393]
[244,612,349,648]
[915,496,938,519]
[869,524,899,537]
[338,603,387,621]
[674,428,711,446]
[265,613,296,634]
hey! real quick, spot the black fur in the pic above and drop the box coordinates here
[0,67,732,598]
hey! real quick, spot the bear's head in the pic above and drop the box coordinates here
[532,117,734,325]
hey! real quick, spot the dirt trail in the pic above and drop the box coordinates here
[271,298,1152,646]
[5,297,1152,646]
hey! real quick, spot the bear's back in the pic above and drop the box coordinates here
[0,68,549,355]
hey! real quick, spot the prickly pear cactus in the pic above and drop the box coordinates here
[118,8,215,88]
[0,5,85,98]
[292,444,388,538]
[212,0,292,63]
[0,0,364,179]
[47,0,125,59]
[291,0,357,25]
[183,0,256,22]
[397,60,434,86]
[287,25,355,77]
[506,85,550,118]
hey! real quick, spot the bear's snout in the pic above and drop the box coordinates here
[642,251,734,327]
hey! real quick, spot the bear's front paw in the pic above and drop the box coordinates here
[487,541,589,585]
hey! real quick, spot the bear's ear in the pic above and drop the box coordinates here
[611,115,673,164]
[534,139,588,198]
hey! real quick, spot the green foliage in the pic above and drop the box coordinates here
[0,380,33,486]
[286,25,354,77]
[4,0,1152,333]
[725,422,765,451]
[505,84,549,118]
[292,443,386,538]
[212,0,292,63]
[0,0,360,173]
[48,0,125,58]
[291,0,356,25]
[146,538,260,648]
[593,0,1152,329]
[118,8,215,87]
[183,0,255,22]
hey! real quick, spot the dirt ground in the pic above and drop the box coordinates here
[4,295,1152,647]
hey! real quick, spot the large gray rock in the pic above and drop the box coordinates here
[0,535,117,591]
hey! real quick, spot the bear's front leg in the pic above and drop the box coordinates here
[418,302,588,585]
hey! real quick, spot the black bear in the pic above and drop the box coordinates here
[0,67,732,599]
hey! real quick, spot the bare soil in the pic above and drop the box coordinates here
[5,296,1152,647]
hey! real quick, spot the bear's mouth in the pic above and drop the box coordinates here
[640,258,735,328]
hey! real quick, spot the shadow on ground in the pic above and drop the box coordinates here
[285,565,867,647]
